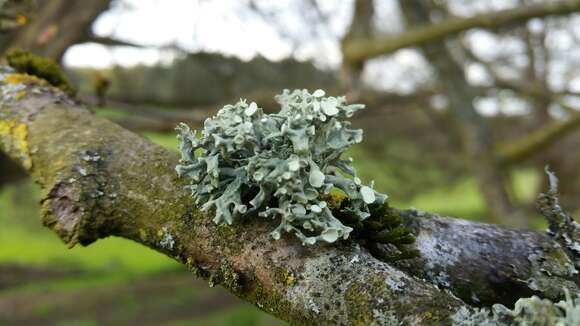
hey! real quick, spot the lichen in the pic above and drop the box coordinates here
[176,89,387,245]
[450,306,497,326]
[0,119,31,169]
[450,289,580,325]
[537,167,580,270]
[5,49,75,95]
[492,289,580,326]
[158,226,175,250]
[3,72,48,86]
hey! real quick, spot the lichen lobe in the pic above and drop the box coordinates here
[176,89,387,245]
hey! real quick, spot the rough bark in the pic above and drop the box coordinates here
[343,0,580,64]
[1,68,579,324]
[392,210,579,307]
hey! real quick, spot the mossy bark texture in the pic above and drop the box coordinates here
[0,68,578,325]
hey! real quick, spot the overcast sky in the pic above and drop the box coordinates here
[63,0,354,68]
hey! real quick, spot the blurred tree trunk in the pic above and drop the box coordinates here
[512,17,580,215]
[340,0,374,94]
[0,0,112,62]
[399,0,527,226]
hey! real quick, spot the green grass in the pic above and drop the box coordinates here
[144,131,180,150]
[178,305,284,326]
[0,229,180,274]
[94,106,131,120]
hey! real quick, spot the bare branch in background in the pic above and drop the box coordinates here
[497,111,580,165]
[343,0,580,64]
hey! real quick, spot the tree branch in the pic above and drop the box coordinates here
[83,35,146,48]
[458,47,580,166]
[340,0,374,93]
[497,111,580,165]
[343,0,580,64]
[1,68,578,324]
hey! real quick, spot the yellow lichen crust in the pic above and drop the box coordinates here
[14,90,26,100]
[4,72,49,87]
[0,119,31,169]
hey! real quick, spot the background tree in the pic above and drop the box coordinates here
[0,0,113,62]
[341,0,580,225]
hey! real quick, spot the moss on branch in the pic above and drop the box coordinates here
[5,49,75,95]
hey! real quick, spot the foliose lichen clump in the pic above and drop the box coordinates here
[176,89,387,245]
[491,290,580,326]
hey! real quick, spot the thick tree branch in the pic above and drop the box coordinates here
[392,209,579,307]
[1,68,579,324]
[343,0,580,64]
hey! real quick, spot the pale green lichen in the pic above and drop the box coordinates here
[492,290,580,326]
[158,226,175,250]
[176,89,387,245]
[452,289,580,325]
